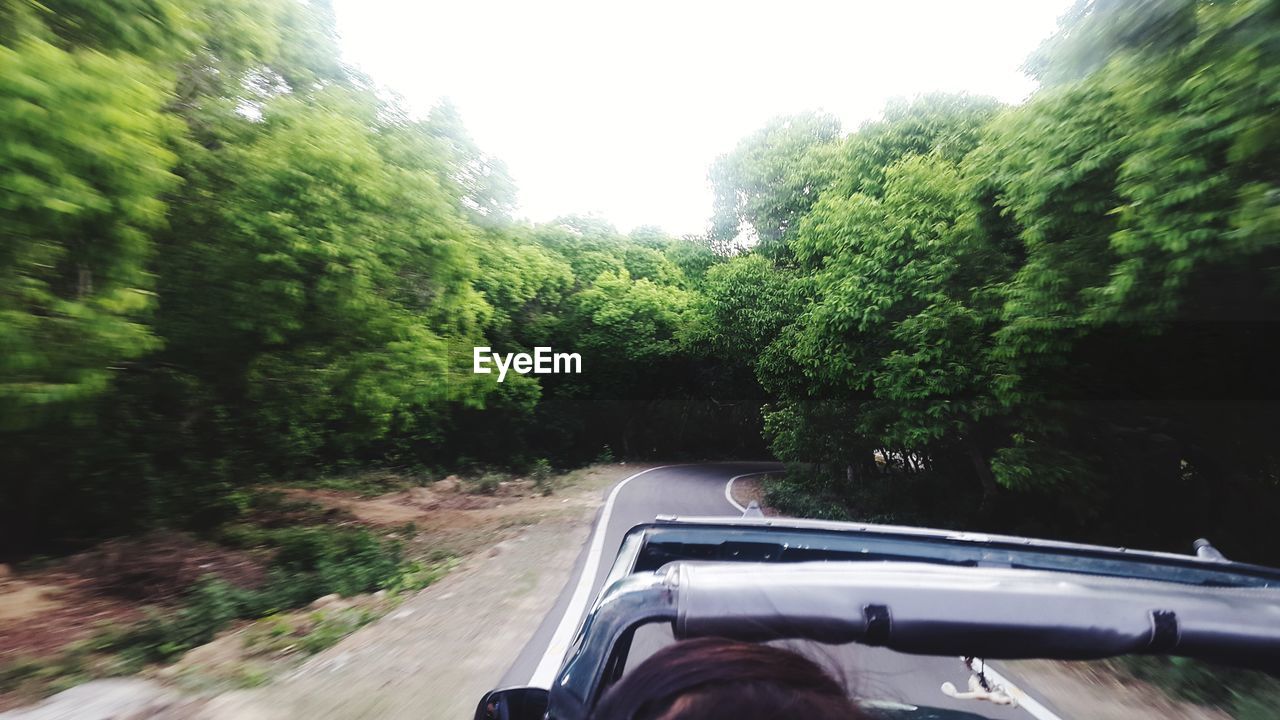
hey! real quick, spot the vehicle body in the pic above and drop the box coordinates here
[478,514,1280,720]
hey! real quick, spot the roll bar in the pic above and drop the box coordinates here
[527,518,1280,719]
[546,559,1280,720]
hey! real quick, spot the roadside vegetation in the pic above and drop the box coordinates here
[709,0,1280,566]
[1113,656,1280,720]
[3,0,1279,712]
[0,463,622,708]
[1,513,417,705]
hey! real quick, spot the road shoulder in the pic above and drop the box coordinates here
[195,465,641,720]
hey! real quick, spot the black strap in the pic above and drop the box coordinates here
[1149,610,1180,652]
[864,604,892,646]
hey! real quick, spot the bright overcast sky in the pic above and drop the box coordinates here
[331,0,1073,236]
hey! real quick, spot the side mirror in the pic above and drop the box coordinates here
[474,686,550,720]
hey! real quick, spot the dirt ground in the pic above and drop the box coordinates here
[3,531,274,671]
[0,574,142,669]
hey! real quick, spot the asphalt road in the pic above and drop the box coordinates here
[500,463,1068,720]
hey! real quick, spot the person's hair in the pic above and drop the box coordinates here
[589,637,867,720]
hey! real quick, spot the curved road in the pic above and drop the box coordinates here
[500,463,1066,720]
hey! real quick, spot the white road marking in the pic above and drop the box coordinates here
[526,464,680,688]
[972,659,1065,720]
[724,471,771,513]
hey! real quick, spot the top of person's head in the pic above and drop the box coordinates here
[589,637,867,720]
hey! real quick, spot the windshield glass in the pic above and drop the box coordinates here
[634,525,1280,589]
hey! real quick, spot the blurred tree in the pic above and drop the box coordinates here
[708,112,843,259]
[156,89,492,469]
[821,94,999,211]
[1024,0,1198,87]
[474,228,574,348]
[0,38,178,427]
[424,100,518,227]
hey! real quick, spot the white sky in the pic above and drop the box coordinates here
[331,0,1073,236]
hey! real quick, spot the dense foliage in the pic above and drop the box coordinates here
[0,0,739,551]
[714,0,1280,559]
[3,0,1278,567]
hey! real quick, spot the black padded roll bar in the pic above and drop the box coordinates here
[547,560,1280,720]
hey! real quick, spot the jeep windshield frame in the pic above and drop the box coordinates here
[541,517,1280,720]
[628,516,1280,589]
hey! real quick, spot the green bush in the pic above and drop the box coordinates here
[244,608,380,658]
[467,472,503,495]
[218,525,404,597]
[764,477,851,521]
[89,526,408,667]
[763,464,988,529]
[99,577,242,665]
[387,556,457,594]
[0,657,43,693]
[295,472,421,498]
[234,527,404,613]
[1116,656,1280,716]
[297,609,378,655]
[531,458,553,494]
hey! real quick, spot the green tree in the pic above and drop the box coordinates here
[424,101,518,227]
[689,255,799,359]
[157,89,491,467]
[569,270,691,365]
[708,112,843,258]
[474,228,574,348]
[791,153,1012,499]
[0,38,178,426]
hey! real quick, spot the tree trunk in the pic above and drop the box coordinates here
[78,265,93,298]
[620,414,633,458]
[965,441,1000,509]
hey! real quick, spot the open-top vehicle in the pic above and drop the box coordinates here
[477,510,1280,719]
